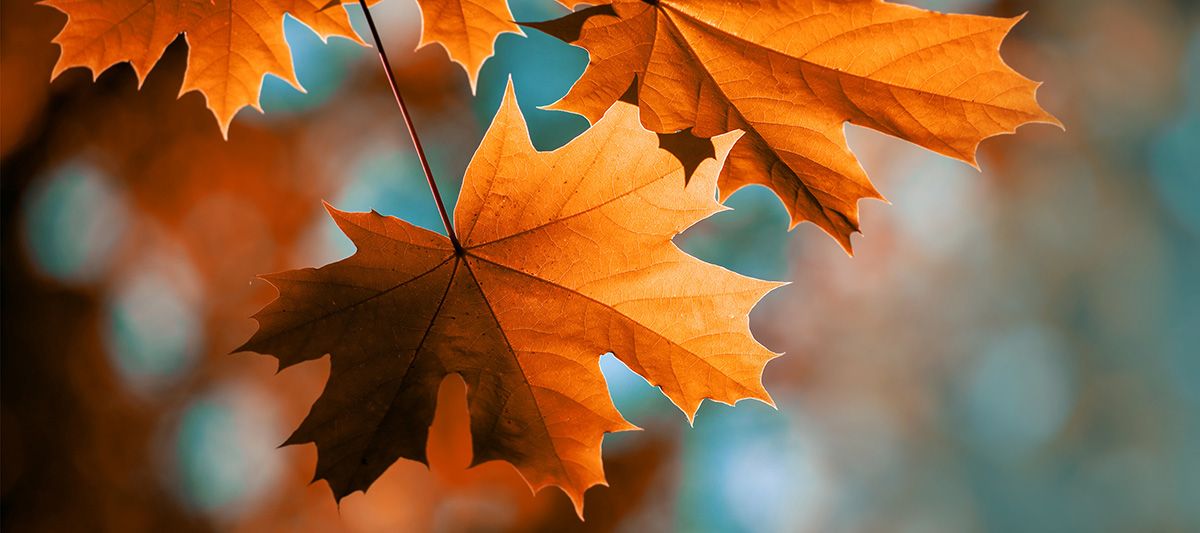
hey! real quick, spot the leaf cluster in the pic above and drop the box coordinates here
[41,0,1058,515]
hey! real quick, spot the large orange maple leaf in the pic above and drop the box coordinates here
[43,0,375,136]
[238,84,781,513]
[530,0,1062,251]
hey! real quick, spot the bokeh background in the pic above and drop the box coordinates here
[2,0,1197,531]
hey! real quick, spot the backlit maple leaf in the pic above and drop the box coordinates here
[414,0,522,91]
[42,0,372,136]
[530,0,1062,251]
[238,83,781,514]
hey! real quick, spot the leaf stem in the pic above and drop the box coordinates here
[356,0,462,253]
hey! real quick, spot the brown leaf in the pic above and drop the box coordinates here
[239,83,780,514]
[41,0,372,136]
[529,0,1062,252]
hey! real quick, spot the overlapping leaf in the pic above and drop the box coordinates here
[239,84,780,512]
[531,0,1061,251]
[42,0,373,136]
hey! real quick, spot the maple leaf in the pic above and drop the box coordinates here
[238,83,781,514]
[413,0,523,91]
[529,0,1062,252]
[42,0,373,136]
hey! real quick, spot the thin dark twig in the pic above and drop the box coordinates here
[356,0,462,253]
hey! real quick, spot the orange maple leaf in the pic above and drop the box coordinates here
[238,83,781,514]
[42,0,373,136]
[530,0,1062,252]
[415,0,522,91]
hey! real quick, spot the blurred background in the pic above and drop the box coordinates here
[1,0,1197,531]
